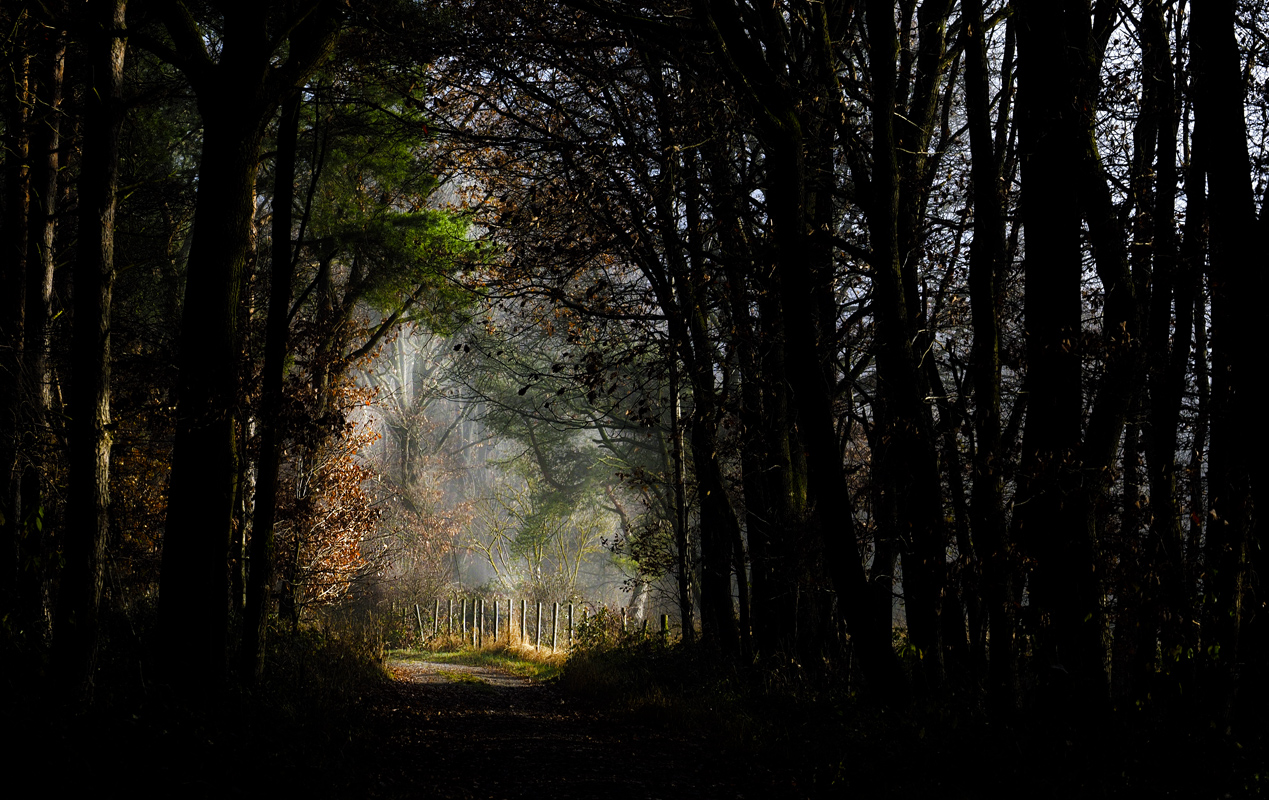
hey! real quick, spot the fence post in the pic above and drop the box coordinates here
[448,598,454,635]
[522,599,528,643]
[434,599,440,636]
[462,598,468,638]
[536,601,543,650]
[621,606,627,634]
[568,603,574,649]
[552,602,559,652]
[495,599,500,642]
[415,603,425,642]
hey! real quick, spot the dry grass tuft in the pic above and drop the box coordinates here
[393,635,567,681]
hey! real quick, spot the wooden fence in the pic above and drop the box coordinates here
[398,597,672,652]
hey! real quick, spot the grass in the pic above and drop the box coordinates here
[435,668,490,685]
[390,635,566,682]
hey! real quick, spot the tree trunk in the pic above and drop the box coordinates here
[1191,0,1262,720]
[687,0,909,705]
[53,0,124,696]
[865,0,948,694]
[1014,0,1103,708]
[667,352,693,642]
[770,130,908,702]
[962,0,1016,713]
[160,104,264,688]
[0,24,30,629]
[1139,0,1193,697]
[19,22,65,564]
[242,88,303,680]
[155,5,338,691]
[13,11,66,649]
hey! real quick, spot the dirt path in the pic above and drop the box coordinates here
[362,657,765,799]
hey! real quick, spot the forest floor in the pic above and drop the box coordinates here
[354,651,1268,800]
[12,640,1260,798]
[361,655,777,799]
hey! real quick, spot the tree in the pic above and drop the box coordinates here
[52,0,127,696]
[1191,0,1265,718]
[140,2,341,688]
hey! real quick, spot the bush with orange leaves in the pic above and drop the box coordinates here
[268,341,385,624]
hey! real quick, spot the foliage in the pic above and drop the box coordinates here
[569,603,670,651]
[300,73,484,331]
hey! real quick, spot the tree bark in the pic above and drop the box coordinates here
[962,0,1016,713]
[1014,0,1103,708]
[160,101,266,686]
[53,0,124,696]
[667,353,693,642]
[1190,0,1263,719]
[1138,0,1193,696]
[154,3,338,690]
[242,87,303,680]
[865,0,950,695]
[0,20,30,628]
[692,0,909,703]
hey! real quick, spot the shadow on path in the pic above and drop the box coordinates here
[363,657,758,799]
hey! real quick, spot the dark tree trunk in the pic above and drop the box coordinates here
[962,0,1016,713]
[242,88,303,680]
[1190,0,1263,720]
[0,25,30,628]
[637,66,741,654]
[19,20,65,554]
[1139,0,1194,697]
[679,146,746,657]
[1014,0,1141,712]
[160,105,265,687]
[704,124,807,660]
[1178,142,1208,629]
[667,354,693,642]
[12,11,66,649]
[1014,0,1103,708]
[688,409,741,654]
[865,0,948,695]
[768,123,907,702]
[53,0,124,696]
[700,0,909,703]
[154,4,338,691]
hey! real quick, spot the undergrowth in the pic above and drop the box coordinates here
[7,604,392,798]
[555,635,1265,798]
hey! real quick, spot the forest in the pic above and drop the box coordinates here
[3,0,1268,795]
